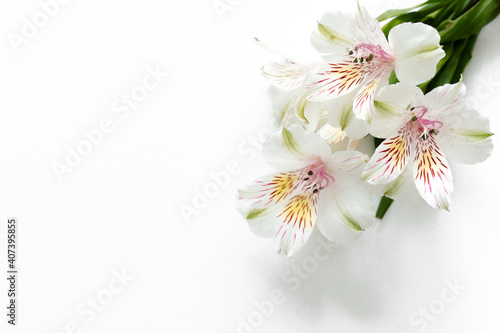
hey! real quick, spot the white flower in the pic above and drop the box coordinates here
[261,57,368,144]
[236,125,376,256]
[362,81,493,210]
[306,4,445,123]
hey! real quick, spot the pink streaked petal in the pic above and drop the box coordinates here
[238,172,300,209]
[262,60,312,89]
[354,4,388,46]
[423,80,466,116]
[306,60,368,101]
[413,135,454,210]
[274,193,319,256]
[353,68,391,123]
[324,150,368,176]
[362,124,414,185]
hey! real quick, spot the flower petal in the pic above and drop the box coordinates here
[353,4,388,47]
[310,11,358,56]
[353,68,392,123]
[413,136,454,210]
[370,82,424,138]
[324,93,369,140]
[324,150,369,176]
[362,124,414,184]
[274,193,319,256]
[306,58,369,101]
[316,176,376,244]
[298,94,328,132]
[263,125,331,170]
[262,60,312,89]
[440,106,493,164]
[237,172,300,210]
[422,80,466,116]
[316,123,346,145]
[389,22,445,85]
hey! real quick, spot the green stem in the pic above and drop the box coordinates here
[376,196,394,219]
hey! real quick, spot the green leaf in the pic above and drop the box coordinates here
[382,11,427,36]
[388,70,399,85]
[377,5,422,22]
[425,38,468,91]
[374,136,384,149]
[432,0,466,23]
[451,34,477,83]
[439,0,500,43]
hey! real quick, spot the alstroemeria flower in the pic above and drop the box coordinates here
[362,81,493,210]
[261,57,368,144]
[237,125,376,256]
[306,4,445,123]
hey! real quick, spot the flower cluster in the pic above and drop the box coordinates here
[237,3,494,256]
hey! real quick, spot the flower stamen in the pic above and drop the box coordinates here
[303,163,335,193]
[411,106,444,139]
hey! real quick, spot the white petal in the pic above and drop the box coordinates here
[382,167,423,204]
[262,125,331,170]
[389,22,445,85]
[237,172,301,210]
[413,135,454,210]
[306,57,370,101]
[236,203,278,238]
[270,87,299,122]
[323,150,369,177]
[310,11,358,56]
[316,123,346,145]
[262,60,311,89]
[362,124,414,185]
[273,193,319,256]
[298,95,328,132]
[353,4,388,48]
[369,82,424,138]
[325,93,369,139]
[316,177,376,244]
[422,80,466,116]
[353,67,392,123]
[440,106,493,164]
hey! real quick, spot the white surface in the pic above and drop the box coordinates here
[0,0,499,332]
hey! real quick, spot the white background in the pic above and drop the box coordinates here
[0,0,499,332]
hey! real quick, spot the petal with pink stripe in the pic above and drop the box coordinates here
[413,135,454,210]
[362,124,414,185]
[306,59,368,101]
[274,193,319,256]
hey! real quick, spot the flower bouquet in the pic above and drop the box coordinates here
[236,0,498,256]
